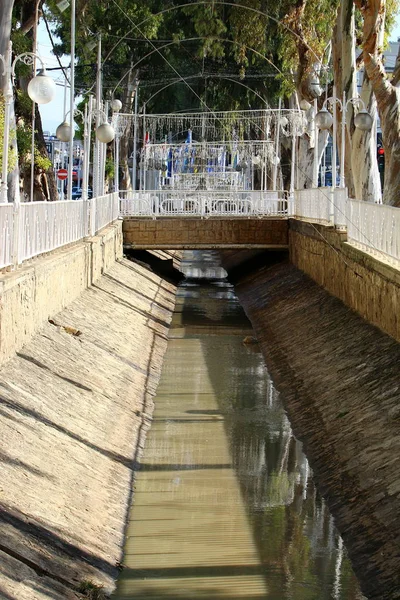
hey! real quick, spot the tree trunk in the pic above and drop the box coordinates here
[119,67,138,191]
[34,104,58,201]
[333,0,357,197]
[334,0,381,202]
[350,74,382,202]
[355,0,400,205]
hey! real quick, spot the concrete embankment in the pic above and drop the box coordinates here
[0,236,177,598]
[235,261,400,600]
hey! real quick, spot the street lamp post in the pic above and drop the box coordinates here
[67,0,76,201]
[111,99,122,193]
[0,42,56,203]
[315,89,373,189]
[56,100,115,200]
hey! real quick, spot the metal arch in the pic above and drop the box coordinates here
[104,1,324,70]
[142,74,269,108]
[113,37,286,95]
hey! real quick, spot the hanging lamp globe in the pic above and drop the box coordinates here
[235,159,248,172]
[96,123,115,143]
[300,99,311,111]
[27,70,56,105]
[354,109,373,131]
[56,121,72,142]
[111,99,122,113]
[315,107,333,130]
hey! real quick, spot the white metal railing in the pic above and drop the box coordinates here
[294,188,332,225]
[1,187,400,272]
[171,172,244,190]
[346,198,400,264]
[119,190,289,218]
[0,192,119,270]
[19,200,90,262]
[92,192,120,235]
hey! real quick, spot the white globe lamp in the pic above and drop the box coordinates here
[96,123,115,143]
[27,70,56,105]
[56,121,72,142]
[354,109,373,131]
[315,107,333,130]
[111,99,122,113]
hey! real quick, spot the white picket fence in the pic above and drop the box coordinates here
[0,192,120,270]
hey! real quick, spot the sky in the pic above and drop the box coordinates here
[37,15,400,134]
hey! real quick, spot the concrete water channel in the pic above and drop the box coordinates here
[113,251,364,600]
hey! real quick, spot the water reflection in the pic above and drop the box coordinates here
[113,251,365,600]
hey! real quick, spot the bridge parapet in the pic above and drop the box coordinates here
[120,190,290,219]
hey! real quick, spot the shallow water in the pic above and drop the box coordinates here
[113,251,364,600]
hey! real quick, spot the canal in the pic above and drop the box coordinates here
[113,251,364,600]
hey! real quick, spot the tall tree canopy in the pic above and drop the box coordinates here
[2,0,400,201]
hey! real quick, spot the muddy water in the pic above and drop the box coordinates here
[113,251,364,600]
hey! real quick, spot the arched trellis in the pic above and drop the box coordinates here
[105,0,324,73]
[112,36,287,96]
[140,74,272,141]
[142,74,268,110]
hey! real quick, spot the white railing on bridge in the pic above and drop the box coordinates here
[0,193,119,270]
[19,200,90,263]
[92,192,120,236]
[346,198,400,265]
[294,188,332,225]
[120,190,289,219]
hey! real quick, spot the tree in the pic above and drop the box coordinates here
[354,0,400,206]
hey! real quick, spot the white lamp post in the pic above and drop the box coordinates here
[56,104,115,200]
[0,42,56,203]
[315,90,373,188]
[111,99,122,193]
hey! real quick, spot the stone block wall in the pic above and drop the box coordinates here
[123,218,289,248]
[289,219,400,342]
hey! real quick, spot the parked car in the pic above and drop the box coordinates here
[71,187,93,200]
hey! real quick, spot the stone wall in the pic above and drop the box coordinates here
[0,256,177,600]
[123,218,288,249]
[236,261,400,600]
[0,222,123,367]
[289,219,400,342]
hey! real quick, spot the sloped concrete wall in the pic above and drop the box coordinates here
[236,261,400,600]
[0,257,177,599]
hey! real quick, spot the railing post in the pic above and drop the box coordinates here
[288,191,295,217]
[89,197,97,236]
[328,188,335,225]
[12,201,21,269]
[334,187,347,230]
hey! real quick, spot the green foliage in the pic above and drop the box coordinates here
[105,157,115,181]
[77,580,107,600]
[16,125,52,172]
[384,0,400,47]
[11,0,345,118]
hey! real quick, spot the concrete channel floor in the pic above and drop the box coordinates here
[113,335,269,599]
